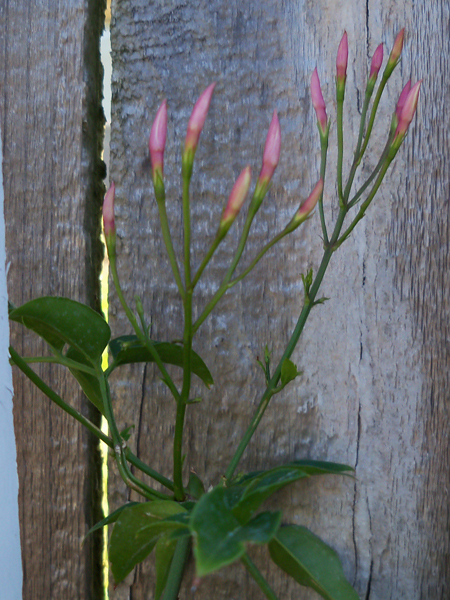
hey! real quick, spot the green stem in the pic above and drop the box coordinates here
[110,255,181,402]
[173,291,192,500]
[342,88,372,203]
[357,72,390,166]
[241,553,279,600]
[336,91,345,205]
[335,158,392,249]
[225,207,347,481]
[162,537,190,600]
[13,355,97,376]
[155,194,185,300]
[318,131,329,245]
[191,231,222,290]
[10,346,114,445]
[10,346,175,491]
[98,369,170,500]
[182,176,192,289]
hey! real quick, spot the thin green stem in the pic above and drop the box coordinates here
[110,255,181,402]
[10,346,175,492]
[182,176,192,289]
[347,135,393,209]
[357,72,389,166]
[318,132,329,245]
[335,158,392,249]
[98,369,170,500]
[155,194,186,300]
[13,355,97,376]
[343,89,372,203]
[191,231,222,290]
[10,346,113,445]
[336,92,345,205]
[241,553,279,600]
[162,537,190,600]
[173,291,193,500]
[225,208,347,481]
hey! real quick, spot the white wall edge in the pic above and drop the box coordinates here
[0,126,22,598]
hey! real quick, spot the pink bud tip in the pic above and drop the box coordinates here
[222,166,252,225]
[395,80,411,120]
[297,179,324,219]
[258,110,281,184]
[185,83,216,153]
[311,68,328,134]
[388,28,405,66]
[149,100,168,178]
[395,80,421,138]
[103,182,115,238]
[336,31,348,81]
[369,44,384,80]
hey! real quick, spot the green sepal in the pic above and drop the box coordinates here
[269,525,360,600]
[108,335,214,388]
[9,297,110,365]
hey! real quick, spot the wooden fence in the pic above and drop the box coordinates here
[1,1,449,599]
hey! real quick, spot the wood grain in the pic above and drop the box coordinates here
[108,1,449,598]
[0,1,106,598]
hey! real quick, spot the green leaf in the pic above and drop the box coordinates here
[9,297,110,364]
[120,424,135,441]
[109,335,214,388]
[109,500,187,583]
[84,502,139,541]
[190,486,281,577]
[186,471,205,500]
[65,347,105,414]
[232,467,309,523]
[154,535,178,600]
[280,359,301,387]
[269,525,360,600]
[288,460,354,477]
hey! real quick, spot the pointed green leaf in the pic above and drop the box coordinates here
[280,359,301,387]
[288,460,354,477]
[190,486,281,577]
[120,424,135,441]
[65,347,105,414]
[232,467,309,523]
[109,501,187,583]
[186,471,205,500]
[269,525,360,600]
[109,335,214,388]
[9,297,110,364]
[154,535,178,600]
[84,502,139,541]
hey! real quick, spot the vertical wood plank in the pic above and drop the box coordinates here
[0,1,106,598]
[108,1,449,598]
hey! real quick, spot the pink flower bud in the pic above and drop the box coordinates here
[184,83,216,153]
[310,68,327,134]
[221,166,251,227]
[395,80,411,120]
[103,182,115,238]
[388,28,405,67]
[149,100,168,179]
[395,80,421,139]
[296,179,323,221]
[369,44,384,81]
[258,110,281,184]
[286,179,323,233]
[336,32,348,82]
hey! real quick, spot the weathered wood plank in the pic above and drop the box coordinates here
[108,1,448,598]
[0,1,106,598]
